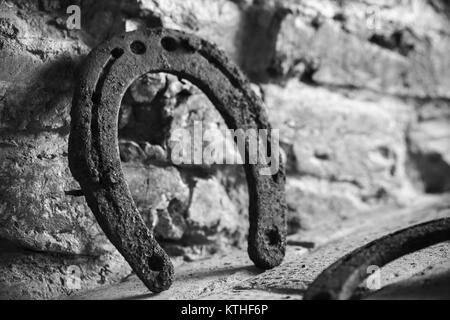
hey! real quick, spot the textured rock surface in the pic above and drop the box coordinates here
[123,162,190,240]
[0,133,112,256]
[269,0,450,98]
[73,196,450,300]
[184,177,246,246]
[0,0,449,298]
[138,0,242,61]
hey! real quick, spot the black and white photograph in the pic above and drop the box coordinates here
[0,0,450,309]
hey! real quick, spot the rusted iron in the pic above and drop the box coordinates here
[304,217,450,300]
[68,28,287,293]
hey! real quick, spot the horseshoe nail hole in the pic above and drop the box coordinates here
[148,255,164,272]
[161,36,178,52]
[266,227,281,246]
[130,41,146,55]
[310,292,333,300]
[111,48,124,58]
[272,172,281,184]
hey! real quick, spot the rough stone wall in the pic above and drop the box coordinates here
[0,0,449,299]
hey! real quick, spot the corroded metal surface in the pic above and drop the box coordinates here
[68,28,287,293]
[304,218,450,300]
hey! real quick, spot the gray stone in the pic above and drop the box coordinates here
[178,177,247,256]
[0,244,131,300]
[139,0,243,62]
[123,162,190,240]
[0,3,87,131]
[0,133,113,256]
[128,73,167,104]
[367,259,450,300]
[271,0,450,99]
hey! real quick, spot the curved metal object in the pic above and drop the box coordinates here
[68,28,287,293]
[304,218,450,300]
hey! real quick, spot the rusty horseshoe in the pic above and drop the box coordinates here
[304,217,450,300]
[68,28,287,293]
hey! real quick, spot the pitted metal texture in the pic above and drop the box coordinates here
[68,28,287,293]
